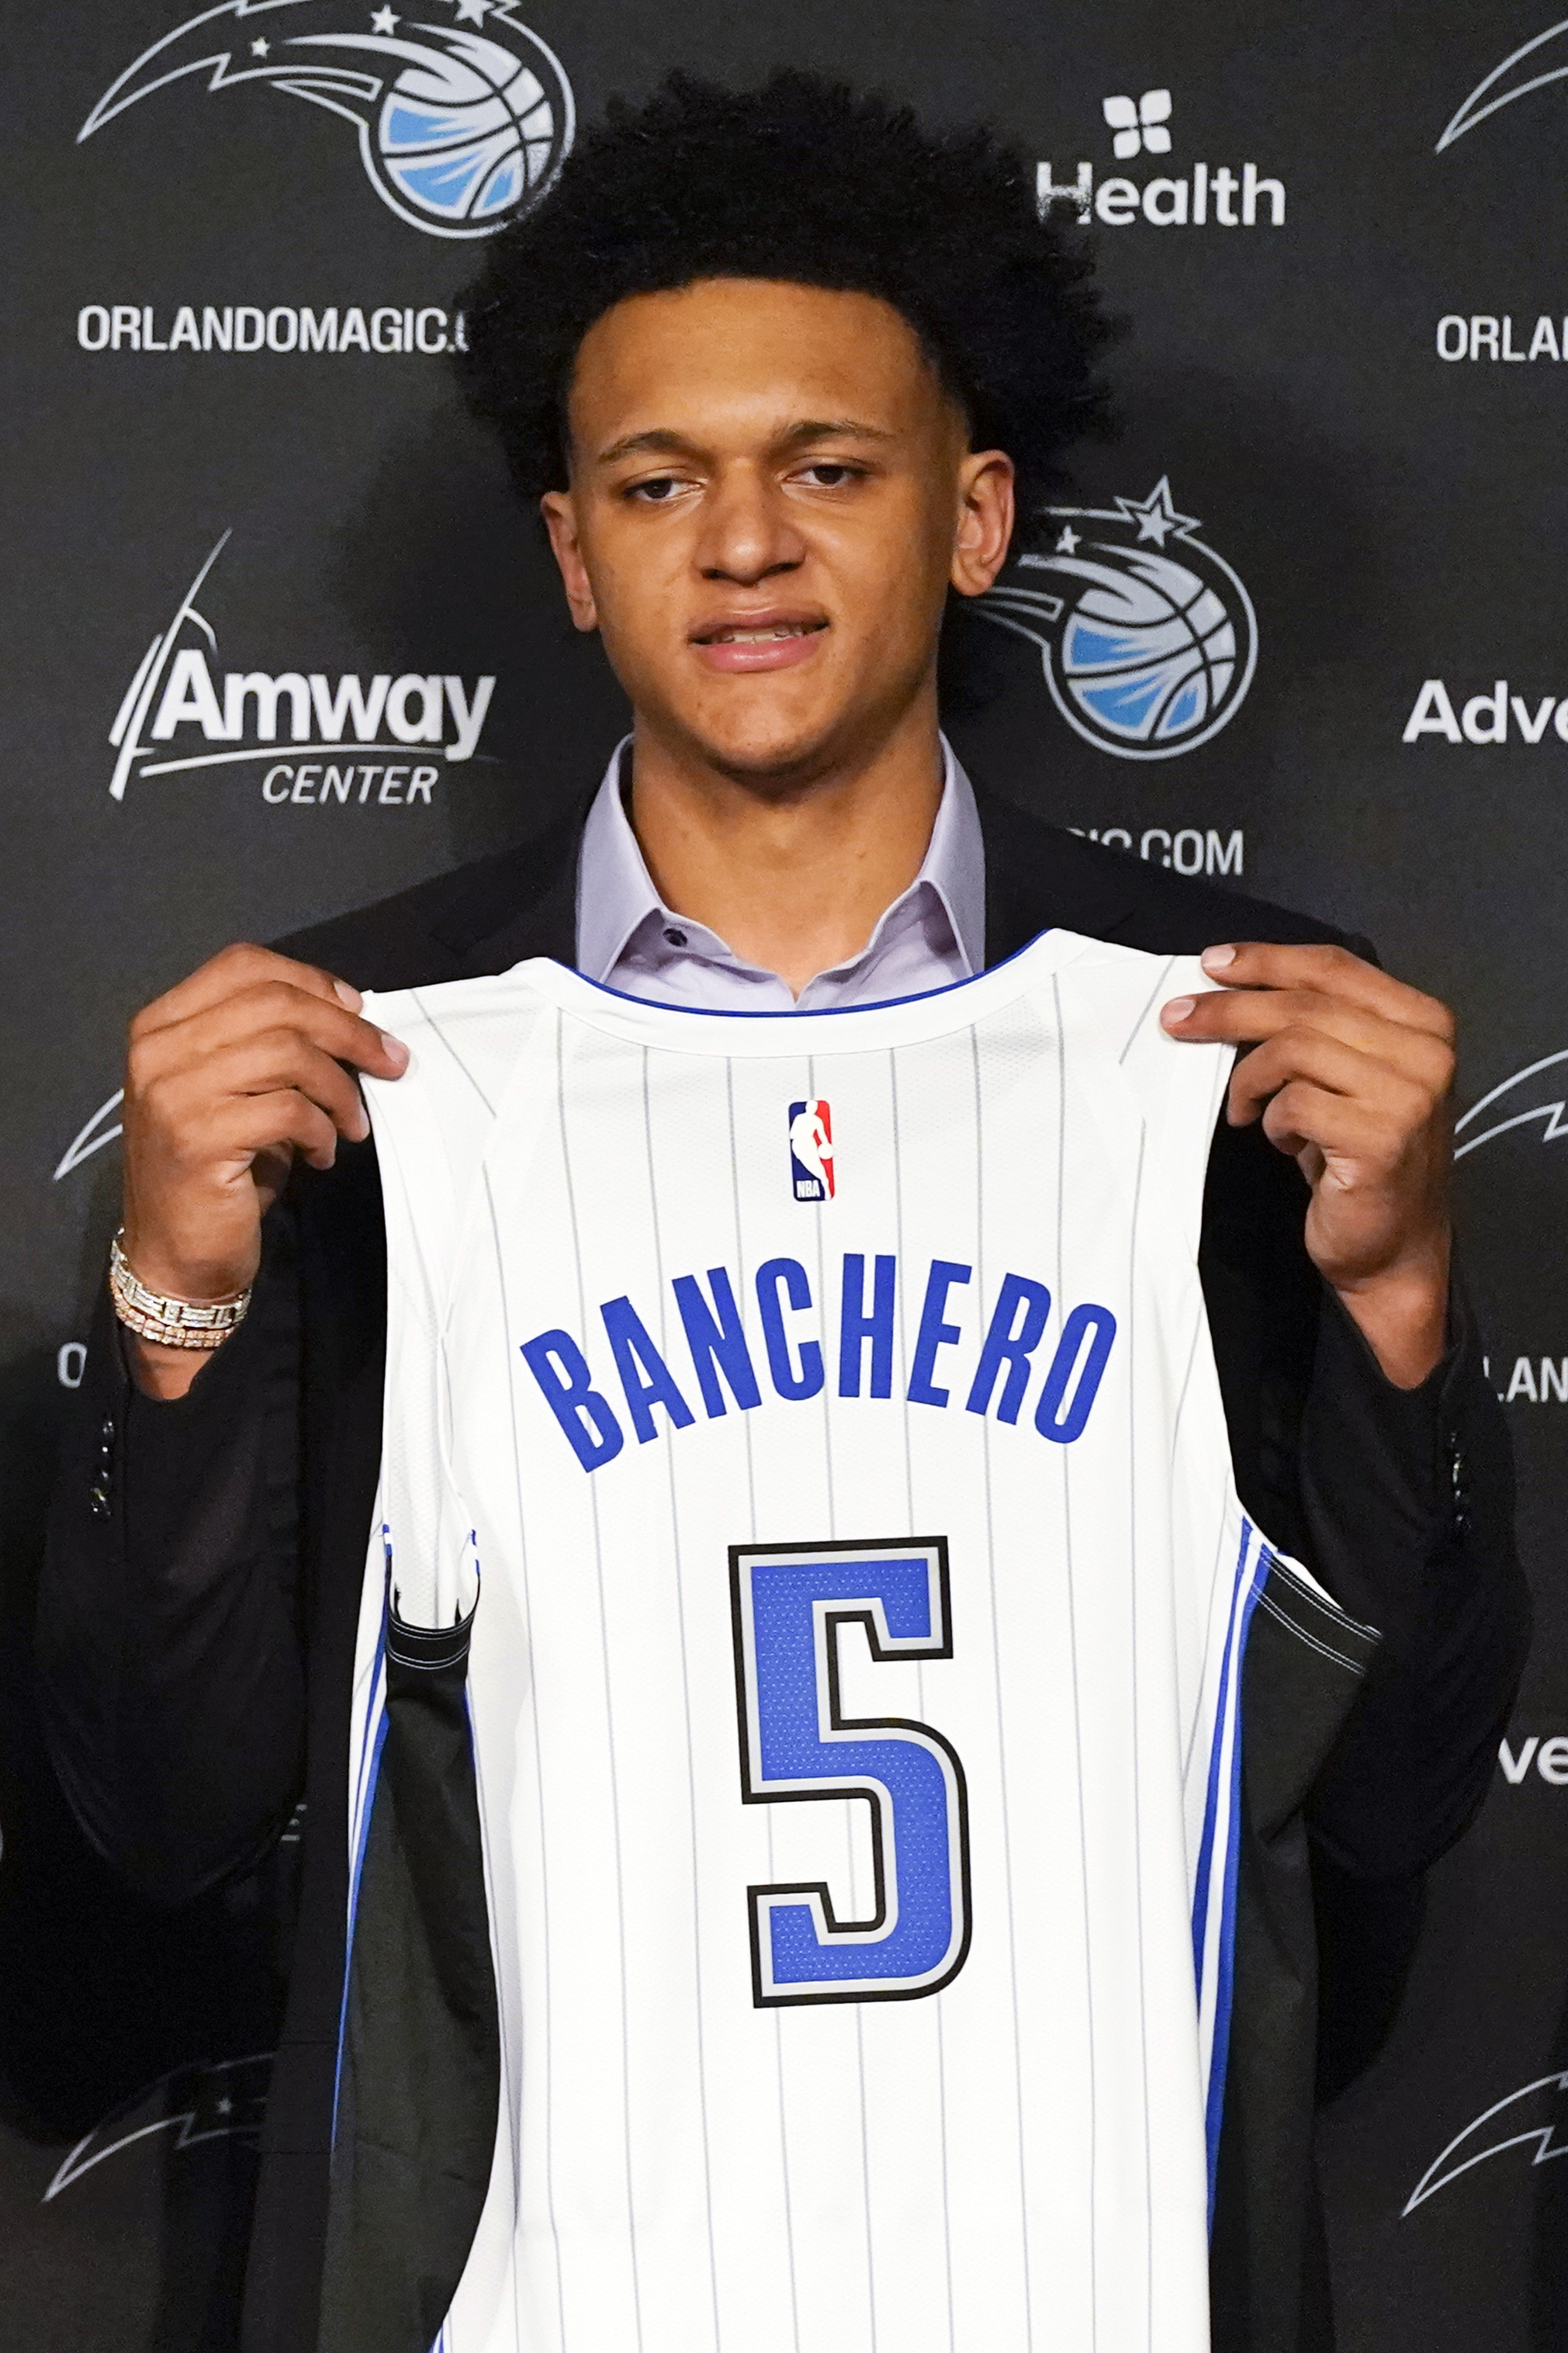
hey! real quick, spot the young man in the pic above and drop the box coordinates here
[41,72,1524,2353]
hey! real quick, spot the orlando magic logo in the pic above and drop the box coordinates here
[80,0,573,240]
[1438,22,1568,153]
[977,480,1257,761]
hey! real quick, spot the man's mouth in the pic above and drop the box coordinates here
[689,612,831,674]
[694,619,829,646]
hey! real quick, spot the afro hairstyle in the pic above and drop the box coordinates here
[455,69,1120,530]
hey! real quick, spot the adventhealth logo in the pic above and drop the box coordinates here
[1499,1735,1568,1784]
[109,532,495,804]
[1038,88,1286,228]
[1403,680,1568,746]
[80,0,573,241]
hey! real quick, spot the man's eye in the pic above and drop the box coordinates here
[799,463,860,487]
[628,476,683,503]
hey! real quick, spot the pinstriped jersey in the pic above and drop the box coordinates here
[351,927,1307,2353]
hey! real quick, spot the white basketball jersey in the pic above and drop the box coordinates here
[351,927,1295,2353]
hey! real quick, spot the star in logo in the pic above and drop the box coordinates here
[369,5,399,29]
[1113,477,1199,549]
[453,0,490,19]
[1054,525,1081,554]
[249,34,268,54]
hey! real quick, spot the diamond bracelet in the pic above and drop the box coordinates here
[108,1230,253,1351]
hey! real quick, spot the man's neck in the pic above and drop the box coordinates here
[626,697,947,996]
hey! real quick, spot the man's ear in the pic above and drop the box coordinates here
[950,450,1016,598]
[540,490,600,633]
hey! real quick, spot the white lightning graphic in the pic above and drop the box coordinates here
[1404,2071,1568,2214]
[1455,1050,1568,1160]
[1437,20,1568,151]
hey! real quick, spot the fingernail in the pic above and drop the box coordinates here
[1200,944,1236,972]
[1161,996,1196,1027]
[380,1031,410,1070]
[334,979,362,1009]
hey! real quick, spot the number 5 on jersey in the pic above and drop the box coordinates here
[729,1537,971,2006]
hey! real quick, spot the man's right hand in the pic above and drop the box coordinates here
[119,944,409,1399]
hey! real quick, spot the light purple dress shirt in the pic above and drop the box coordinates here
[574,736,985,1009]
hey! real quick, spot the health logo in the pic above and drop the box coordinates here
[788,1101,835,1203]
[976,480,1258,761]
[79,0,573,241]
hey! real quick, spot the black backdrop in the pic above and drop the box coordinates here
[6,2,1568,2344]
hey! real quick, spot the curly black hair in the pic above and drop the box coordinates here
[456,70,1119,527]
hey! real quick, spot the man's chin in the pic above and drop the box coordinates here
[657,698,874,791]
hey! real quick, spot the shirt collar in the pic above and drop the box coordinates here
[575,734,985,984]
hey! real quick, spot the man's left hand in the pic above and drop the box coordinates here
[1161,942,1455,1390]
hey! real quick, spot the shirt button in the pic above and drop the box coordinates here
[663,927,688,948]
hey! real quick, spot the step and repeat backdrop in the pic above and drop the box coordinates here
[5,0,1567,2344]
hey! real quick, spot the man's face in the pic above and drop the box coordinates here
[542,279,1012,784]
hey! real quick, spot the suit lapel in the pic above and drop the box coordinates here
[975,781,1141,966]
[426,796,586,979]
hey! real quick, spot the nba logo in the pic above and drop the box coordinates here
[787,1100,835,1201]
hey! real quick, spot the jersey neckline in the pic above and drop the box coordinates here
[495,927,1124,1058]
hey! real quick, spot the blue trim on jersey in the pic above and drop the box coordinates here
[1190,1522,1251,1990]
[332,1700,388,2143]
[333,1547,393,2144]
[549,926,1057,1020]
[1192,1523,1271,2223]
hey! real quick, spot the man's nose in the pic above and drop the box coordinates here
[694,466,806,585]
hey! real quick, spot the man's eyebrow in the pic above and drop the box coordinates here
[777,418,895,448]
[595,428,697,465]
[594,418,896,465]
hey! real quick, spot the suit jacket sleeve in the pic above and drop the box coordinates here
[1199,1110,1529,1883]
[1296,1274,1525,1876]
[35,1213,307,1905]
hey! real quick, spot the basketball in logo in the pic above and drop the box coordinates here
[372,26,574,234]
[977,479,1257,761]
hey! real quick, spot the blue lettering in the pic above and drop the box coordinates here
[838,1252,896,1398]
[755,1258,824,1401]
[907,1260,972,1408]
[1035,1303,1118,1442]
[673,1267,761,1418]
[520,1329,625,1471]
[965,1273,1052,1423]
[600,1296,697,1443]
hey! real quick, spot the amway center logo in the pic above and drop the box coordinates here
[109,532,495,803]
[81,0,573,241]
[1038,88,1286,227]
[976,480,1257,761]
